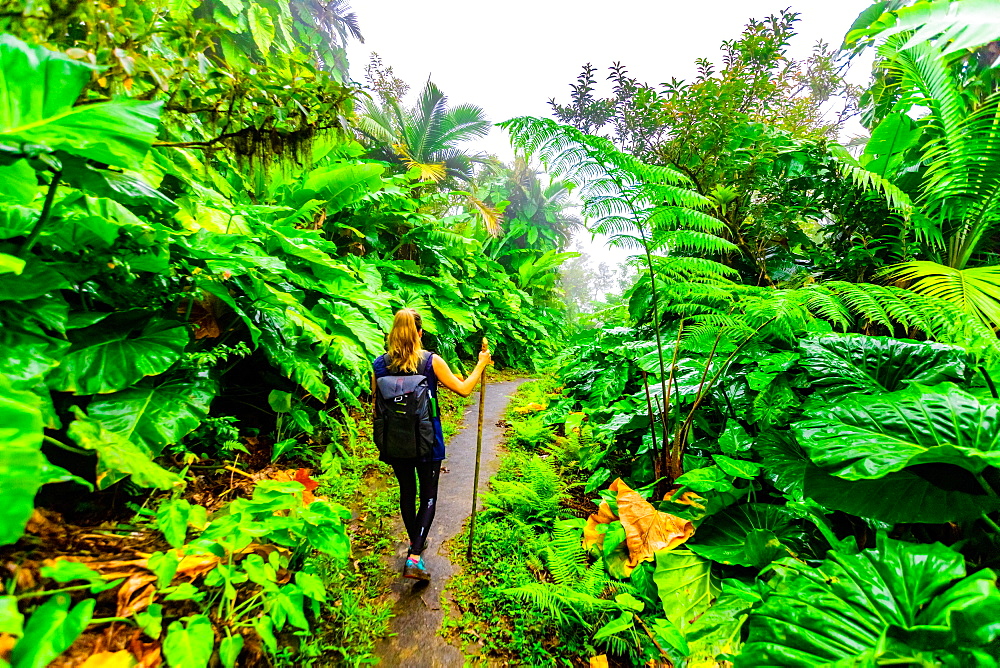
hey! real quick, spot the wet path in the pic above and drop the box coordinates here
[373,379,528,668]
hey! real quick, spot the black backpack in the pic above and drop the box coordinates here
[373,351,437,459]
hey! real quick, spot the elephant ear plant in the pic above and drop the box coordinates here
[0,34,162,245]
[794,385,1000,524]
[737,536,1000,667]
[0,35,172,543]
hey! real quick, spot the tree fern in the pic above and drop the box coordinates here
[858,27,1000,268]
[501,115,730,482]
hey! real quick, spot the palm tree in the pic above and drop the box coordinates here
[356,79,492,183]
[296,0,364,75]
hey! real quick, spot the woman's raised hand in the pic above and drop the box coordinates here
[478,349,493,366]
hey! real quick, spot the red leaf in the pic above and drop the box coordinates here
[294,468,319,493]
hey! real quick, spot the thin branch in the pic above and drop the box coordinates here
[21,170,61,256]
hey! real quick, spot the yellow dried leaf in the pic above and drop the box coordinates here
[513,402,547,414]
[589,656,609,668]
[582,501,617,550]
[664,486,707,511]
[80,651,138,668]
[175,553,219,579]
[611,478,694,568]
[0,633,16,658]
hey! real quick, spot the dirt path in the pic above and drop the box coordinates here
[373,379,528,668]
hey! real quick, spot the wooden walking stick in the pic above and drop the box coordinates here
[466,337,488,561]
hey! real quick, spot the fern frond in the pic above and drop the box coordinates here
[503,583,621,627]
[545,519,588,586]
[277,198,325,227]
[884,261,1000,330]
[650,229,739,255]
[823,281,895,330]
[801,286,853,332]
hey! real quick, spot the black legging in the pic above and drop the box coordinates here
[391,460,441,555]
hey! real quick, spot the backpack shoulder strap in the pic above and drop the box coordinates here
[422,350,434,376]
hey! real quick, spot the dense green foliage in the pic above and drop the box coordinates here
[0,0,574,664]
[465,3,1000,667]
[3,0,1000,665]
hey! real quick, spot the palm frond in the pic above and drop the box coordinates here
[852,0,1000,56]
[884,261,1000,329]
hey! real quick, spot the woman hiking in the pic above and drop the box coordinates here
[372,308,491,580]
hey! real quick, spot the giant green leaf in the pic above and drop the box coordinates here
[803,462,1000,524]
[0,35,162,169]
[0,328,67,390]
[736,536,1000,667]
[796,387,1000,479]
[163,614,215,668]
[430,296,477,333]
[0,252,24,275]
[758,426,1000,523]
[67,408,182,490]
[0,203,37,239]
[10,593,94,668]
[0,378,46,545]
[294,163,385,209]
[846,0,1000,56]
[314,299,385,358]
[247,3,276,55]
[0,159,36,204]
[0,258,69,301]
[47,315,189,395]
[797,333,970,399]
[652,549,717,631]
[590,363,627,406]
[87,372,216,456]
[684,582,760,666]
[860,112,921,175]
[689,503,804,568]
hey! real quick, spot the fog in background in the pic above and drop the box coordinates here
[346,1,877,300]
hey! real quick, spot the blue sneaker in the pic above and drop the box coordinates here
[403,554,431,580]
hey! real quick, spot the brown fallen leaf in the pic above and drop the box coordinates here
[612,478,693,568]
[128,637,162,668]
[294,468,319,493]
[5,560,38,591]
[116,573,157,617]
[269,469,327,505]
[79,651,138,668]
[582,502,617,550]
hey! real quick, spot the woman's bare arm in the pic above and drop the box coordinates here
[432,350,492,397]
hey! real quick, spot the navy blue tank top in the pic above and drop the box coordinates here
[372,351,446,462]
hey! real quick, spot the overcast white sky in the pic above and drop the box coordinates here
[346,0,876,269]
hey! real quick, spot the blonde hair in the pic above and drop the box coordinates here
[386,308,423,373]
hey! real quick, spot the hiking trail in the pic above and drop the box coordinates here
[372,378,529,667]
